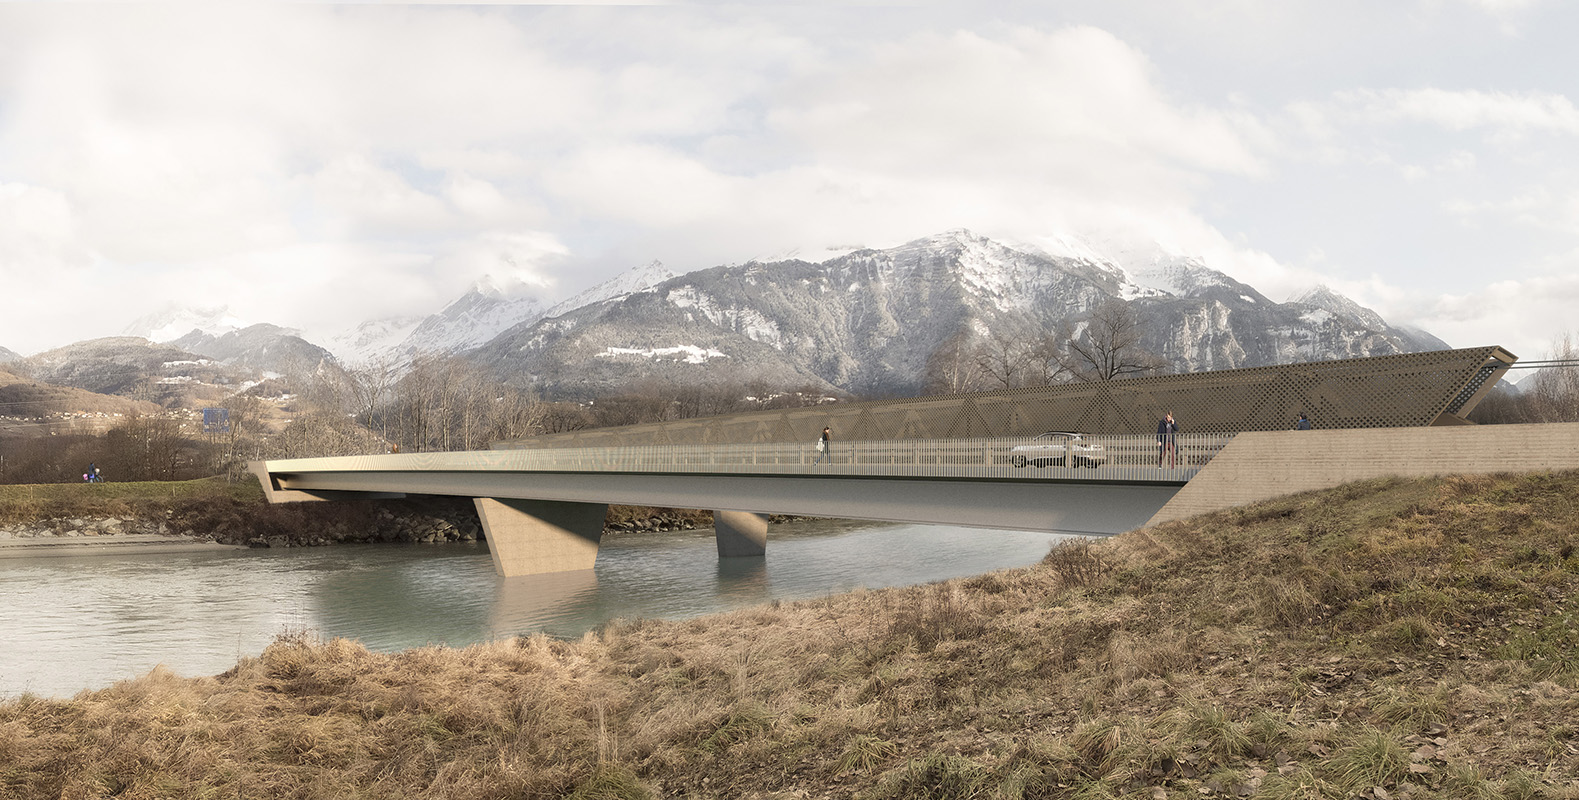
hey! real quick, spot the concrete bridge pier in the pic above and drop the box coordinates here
[474,498,608,577]
[713,510,768,558]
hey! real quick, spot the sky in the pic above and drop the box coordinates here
[1,0,1577,362]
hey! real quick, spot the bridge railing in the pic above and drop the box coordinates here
[479,433,1235,482]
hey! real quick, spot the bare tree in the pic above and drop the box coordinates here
[375,354,550,452]
[1055,298,1168,381]
[347,355,401,442]
[273,410,386,458]
[486,390,549,442]
[673,382,749,419]
[972,322,1046,390]
[102,414,192,480]
[1526,331,1579,423]
[212,393,268,477]
[539,401,593,433]
[589,380,680,428]
[924,328,986,394]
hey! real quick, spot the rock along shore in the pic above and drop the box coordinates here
[0,498,797,555]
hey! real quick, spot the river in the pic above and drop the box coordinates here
[0,519,1073,698]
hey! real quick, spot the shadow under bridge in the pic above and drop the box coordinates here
[252,434,1226,577]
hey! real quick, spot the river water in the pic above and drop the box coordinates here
[0,519,1071,698]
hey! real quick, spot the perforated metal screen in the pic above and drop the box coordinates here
[494,346,1517,450]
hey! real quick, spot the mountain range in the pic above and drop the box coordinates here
[469,230,1445,397]
[5,230,1449,408]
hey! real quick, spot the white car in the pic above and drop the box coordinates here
[1009,431,1106,469]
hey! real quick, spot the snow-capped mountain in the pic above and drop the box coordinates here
[123,306,250,343]
[0,345,20,363]
[1291,285,1387,331]
[172,324,339,378]
[467,229,1446,397]
[542,260,678,319]
[322,315,426,367]
[393,275,550,358]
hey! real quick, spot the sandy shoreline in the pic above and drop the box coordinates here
[0,534,247,559]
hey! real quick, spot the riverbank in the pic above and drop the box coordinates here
[0,534,243,558]
[3,470,1577,798]
[0,477,779,552]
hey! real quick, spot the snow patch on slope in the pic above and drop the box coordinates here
[666,286,786,349]
[596,345,728,364]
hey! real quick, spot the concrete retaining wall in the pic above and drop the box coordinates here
[1144,421,1579,527]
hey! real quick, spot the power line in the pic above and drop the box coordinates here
[1503,359,1579,369]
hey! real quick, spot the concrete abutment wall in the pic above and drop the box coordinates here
[1145,421,1579,528]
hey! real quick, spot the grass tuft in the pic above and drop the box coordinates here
[867,753,990,800]
[698,702,772,754]
[1180,703,1253,761]
[835,734,899,775]
[1330,727,1411,791]
[566,764,654,800]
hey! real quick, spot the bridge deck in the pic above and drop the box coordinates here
[255,435,1226,576]
[262,434,1228,485]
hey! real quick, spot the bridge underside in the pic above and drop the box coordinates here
[258,466,1181,577]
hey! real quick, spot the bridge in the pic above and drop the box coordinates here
[252,346,1521,578]
[252,434,1226,577]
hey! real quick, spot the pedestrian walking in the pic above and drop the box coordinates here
[1156,412,1180,468]
[1295,413,1312,430]
[814,426,831,465]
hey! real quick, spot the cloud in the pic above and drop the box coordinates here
[0,182,111,354]
[0,2,1567,366]
[1441,185,1579,237]
[427,231,567,294]
[1455,0,1541,35]
[1332,88,1579,137]
[561,24,1277,273]
[770,26,1267,185]
[1398,264,1579,358]
[0,183,94,271]
[304,156,453,239]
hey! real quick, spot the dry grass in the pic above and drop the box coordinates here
[4,470,1579,798]
[0,477,264,524]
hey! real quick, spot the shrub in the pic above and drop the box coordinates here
[1042,539,1113,589]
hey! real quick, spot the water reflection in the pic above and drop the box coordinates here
[489,569,600,637]
[714,557,771,605]
[0,520,1071,697]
